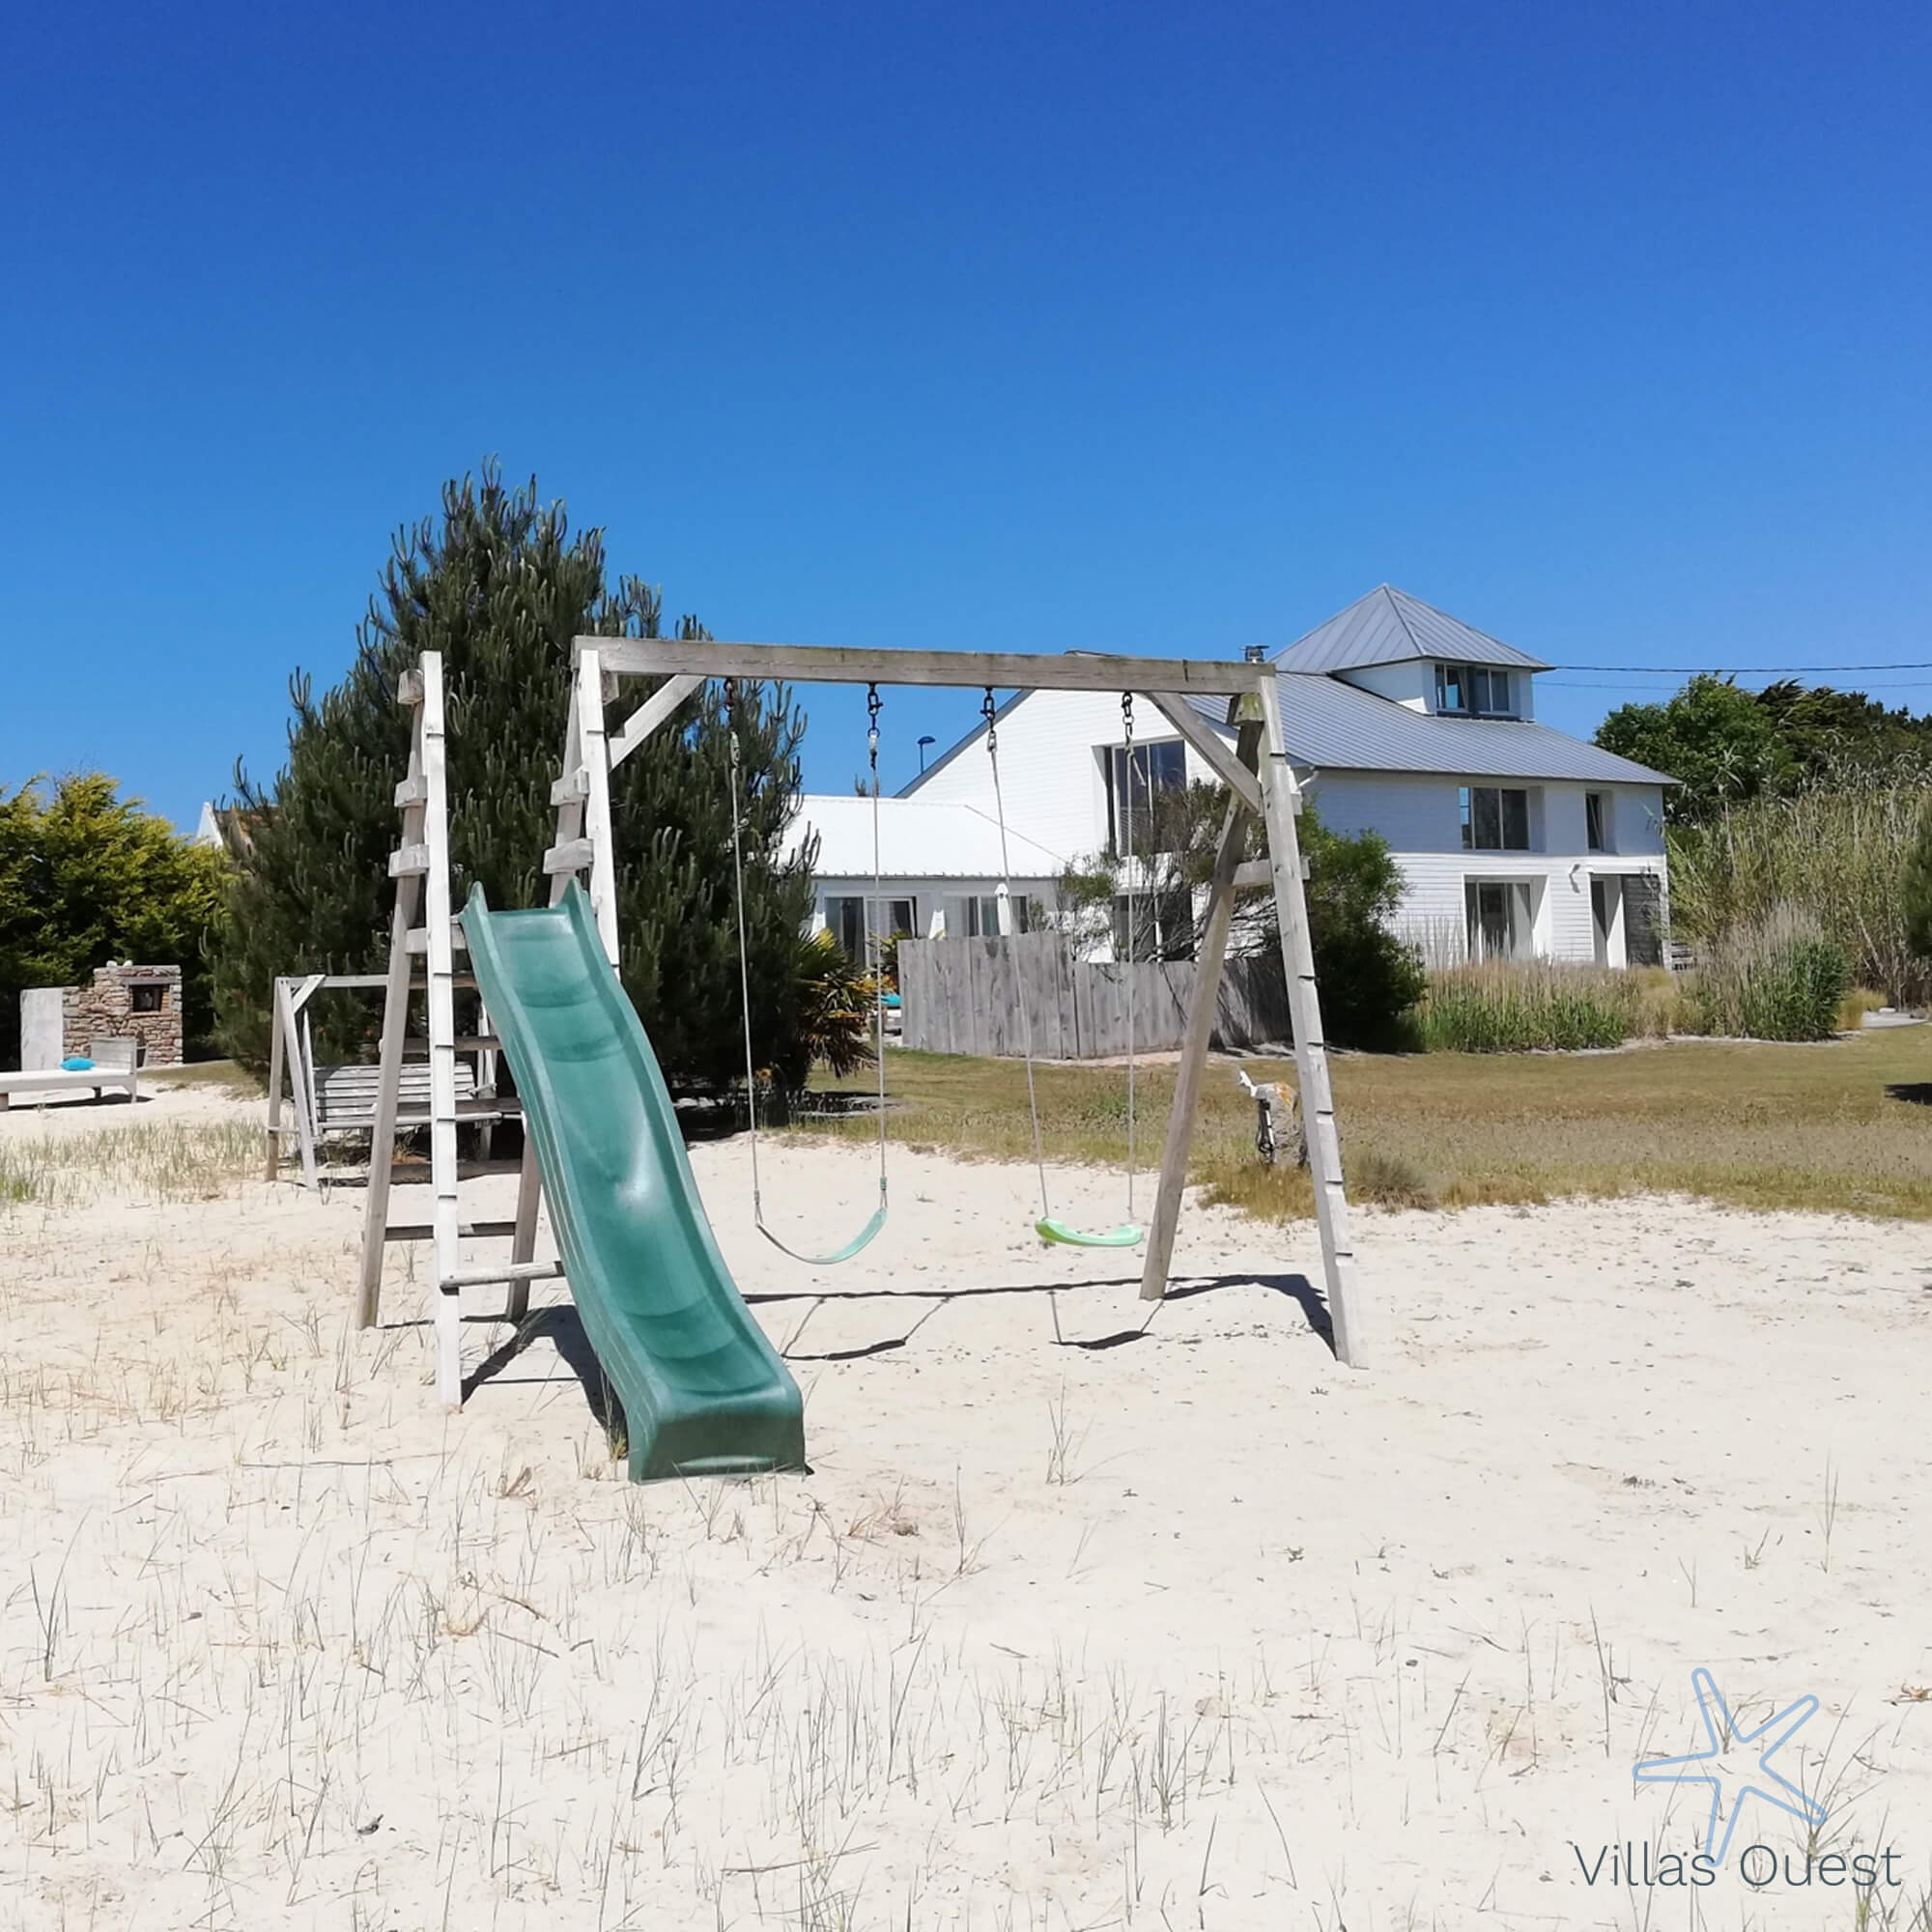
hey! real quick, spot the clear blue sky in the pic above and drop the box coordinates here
[4,0,1928,824]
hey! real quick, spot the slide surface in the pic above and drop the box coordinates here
[462,882,805,1482]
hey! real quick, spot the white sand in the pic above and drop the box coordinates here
[3,1087,1929,1928]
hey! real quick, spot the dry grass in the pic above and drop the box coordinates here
[0,1120,263,1209]
[803,1025,1932,1222]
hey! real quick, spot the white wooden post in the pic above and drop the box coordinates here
[418,656,464,1406]
[1255,675,1372,1367]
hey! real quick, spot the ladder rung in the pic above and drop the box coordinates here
[549,770,587,806]
[394,775,429,807]
[403,1036,501,1057]
[389,843,432,878]
[385,1218,521,1242]
[384,1158,526,1182]
[405,925,469,954]
[398,670,425,707]
[386,1099,521,1125]
[440,1259,564,1293]
[543,838,594,875]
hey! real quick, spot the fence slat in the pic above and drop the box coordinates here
[897,935,1293,1060]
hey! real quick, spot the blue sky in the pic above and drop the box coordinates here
[4,0,1927,824]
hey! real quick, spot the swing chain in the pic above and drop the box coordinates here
[980,686,998,755]
[867,682,881,773]
[724,676,741,768]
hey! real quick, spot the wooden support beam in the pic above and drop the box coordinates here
[1256,676,1370,1367]
[357,688,428,1325]
[607,672,705,769]
[385,1219,519,1242]
[542,838,595,875]
[440,1258,564,1293]
[579,648,621,964]
[1140,720,1264,1300]
[264,978,288,1180]
[583,638,1266,697]
[1140,692,1264,818]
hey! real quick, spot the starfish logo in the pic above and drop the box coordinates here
[1634,1668,1827,1862]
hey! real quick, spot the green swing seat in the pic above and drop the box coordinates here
[1036,1217,1145,1249]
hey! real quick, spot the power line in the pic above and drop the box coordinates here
[1552,661,1932,674]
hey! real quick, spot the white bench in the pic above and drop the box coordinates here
[0,1037,141,1111]
[313,1060,478,1131]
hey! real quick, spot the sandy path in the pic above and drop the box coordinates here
[2,1091,1928,1927]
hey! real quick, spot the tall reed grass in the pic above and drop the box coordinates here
[1685,904,1850,1042]
[1669,783,1931,1005]
[1415,960,1679,1053]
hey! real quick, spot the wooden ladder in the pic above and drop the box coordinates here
[355,651,563,1406]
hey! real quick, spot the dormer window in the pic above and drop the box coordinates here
[1435,663,1514,717]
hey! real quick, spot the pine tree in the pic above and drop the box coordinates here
[210,465,819,1086]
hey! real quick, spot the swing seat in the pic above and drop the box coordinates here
[758,1198,889,1268]
[1035,1217,1145,1249]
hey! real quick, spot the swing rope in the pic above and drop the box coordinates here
[727,676,889,1266]
[981,686,1144,1250]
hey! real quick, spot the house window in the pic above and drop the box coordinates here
[826,895,917,963]
[1104,740,1186,856]
[129,984,166,1013]
[949,894,1028,937]
[1585,791,1612,852]
[1460,785,1531,851]
[1435,664,1515,717]
[1465,881,1535,961]
[1113,890,1195,962]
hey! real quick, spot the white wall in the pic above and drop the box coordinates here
[1310,774,1666,857]
[909,689,1224,861]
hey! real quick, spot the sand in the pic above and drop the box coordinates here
[2,1084,1928,1928]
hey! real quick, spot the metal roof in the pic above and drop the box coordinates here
[1275,585,1551,674]
[783,794,1067,880]
[1192,674,1677,784]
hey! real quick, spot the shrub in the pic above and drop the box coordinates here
[1687,906,1850,1041]
[1416,961,1653,1053]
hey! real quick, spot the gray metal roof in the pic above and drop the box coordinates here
[1193,674,1676,784]
[1275,585,1551,674]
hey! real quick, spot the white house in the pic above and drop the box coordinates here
[781,793,1065,952]
[898,585,1677,968]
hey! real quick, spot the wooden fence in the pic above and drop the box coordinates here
[897,932,1293,1059]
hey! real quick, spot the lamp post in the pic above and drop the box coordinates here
[918,734,935,773]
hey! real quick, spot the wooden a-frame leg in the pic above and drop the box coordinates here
[1256,677,1371,1367]
[1140,796,1249,1300]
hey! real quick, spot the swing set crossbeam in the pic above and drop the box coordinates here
[566,636,1370,1368]
[583,638,1268,697]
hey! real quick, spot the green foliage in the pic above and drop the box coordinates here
[1688,908,1850,1041]
[210,465,817,1086]
[1416,961,1655,1053]
[0,775,226,1065]
[1595,675,1796,823]
[1904,799,1932,967]
[1597,673,1932,826]
[1297,812,1428,1051]
[793,929,876,1080]
[1057,786,1424,1051]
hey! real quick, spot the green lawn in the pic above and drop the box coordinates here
[795,1025,1932,1222]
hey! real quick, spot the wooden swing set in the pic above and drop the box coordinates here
[336,637,1371,1408]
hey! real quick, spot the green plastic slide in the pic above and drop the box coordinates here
[462,882,805,1483]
